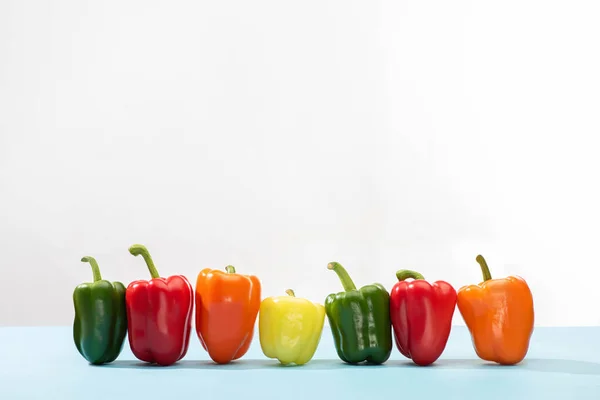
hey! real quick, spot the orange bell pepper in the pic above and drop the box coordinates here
[457,255,534,365]
[195,265,261,364]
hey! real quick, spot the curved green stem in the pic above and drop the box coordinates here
[396,269,425,281]
[225,265,236,274]
[476,254,492,281]
[327,261,357,292]
[129,244,160,279]
[285,289,295,297]
[81,256,102,282]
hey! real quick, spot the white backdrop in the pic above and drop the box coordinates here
[1,0,599,327]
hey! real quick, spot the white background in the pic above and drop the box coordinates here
[1,0,599,327]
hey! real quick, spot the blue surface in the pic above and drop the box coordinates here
[1,325,599,399]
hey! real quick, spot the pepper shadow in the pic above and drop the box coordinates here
[101,358,600,375]
[386,358,600,375]
[101,359,365,370]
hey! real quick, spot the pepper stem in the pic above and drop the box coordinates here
[396,270,425,281]
[476,254,492,281]
[327,262,357,291]
[129,244,160,279]
[225,265,236,274]
[285,289,295,297]
[81,256,102,282]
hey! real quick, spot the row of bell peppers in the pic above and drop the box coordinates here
[73,244,534,367]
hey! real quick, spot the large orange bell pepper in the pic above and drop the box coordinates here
[195,265,261,364]
[457,255,534,365]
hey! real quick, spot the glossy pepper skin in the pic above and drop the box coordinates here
[259,289,325,365]
[126,244,194,366]
[390,269,457,366]
[457,255,534,365]
[195,265,261,364]
[73,256,127,365]
[325,261,392,365]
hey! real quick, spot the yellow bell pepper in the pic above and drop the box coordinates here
[259,289,325,365]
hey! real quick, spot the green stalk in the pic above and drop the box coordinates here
[129,244,160,279]
[285,289,295,297]
[476,254,492,281]
[395,270,425,281]
[81,256,102,282]
[327,261,357,291]
[225,265,236,274]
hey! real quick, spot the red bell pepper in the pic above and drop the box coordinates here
[389,269,457,366]
[126,244,194,366]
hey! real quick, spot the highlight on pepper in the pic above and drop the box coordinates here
[73,256,127,365]
[457,254,535,365]
[324,261,393,365]
[125,244,194,366]
[259,288,326,366]
[195,264,261,364]
[389,269,457,366]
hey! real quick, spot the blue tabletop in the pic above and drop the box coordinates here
[1,325,599,399]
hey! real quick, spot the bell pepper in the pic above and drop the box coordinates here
[73,256,127,365]
[457,254,535,365]
[325,261,392,365]
[126,244,194,366]
[259,289,325,365]
[389,269,457,366]
[195,265,261,364]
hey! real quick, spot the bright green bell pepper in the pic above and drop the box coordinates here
[325,261,392,365]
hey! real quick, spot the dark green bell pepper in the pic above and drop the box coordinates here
[73,256,127,365]
[325,261,392,364]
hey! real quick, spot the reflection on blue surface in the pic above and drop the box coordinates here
[1,326,600,399]
[98,357,600,376]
